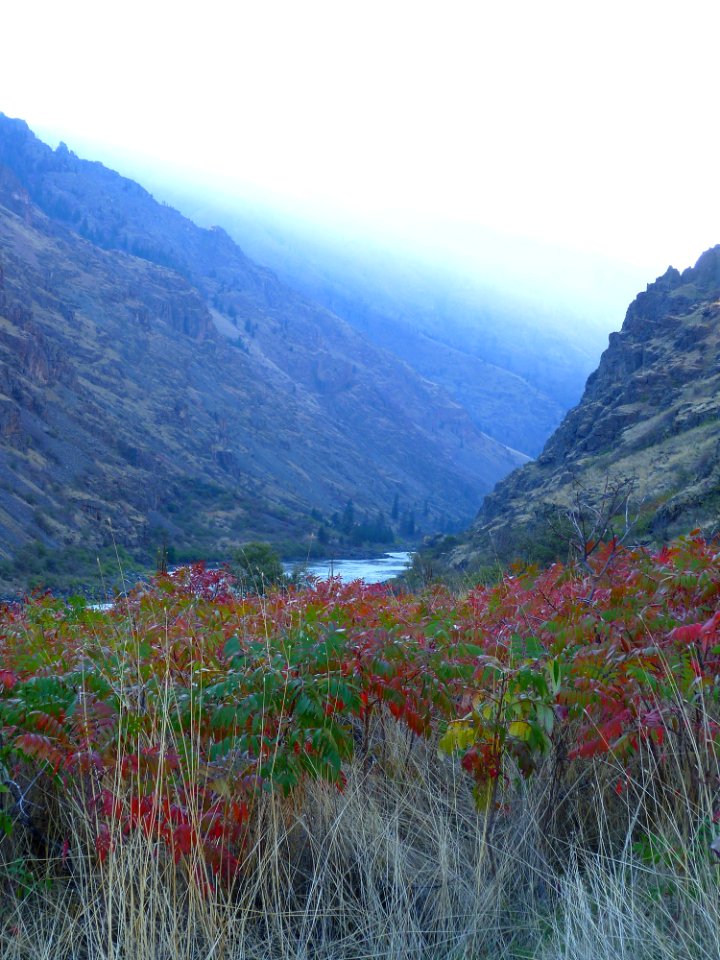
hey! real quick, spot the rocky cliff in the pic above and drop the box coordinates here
[445,247,720,571]
[0,113,526,591]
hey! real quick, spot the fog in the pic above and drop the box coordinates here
[3,0,718,301]
[4,0,719,429]
[29,130,656,342]
[120,165,628,412]
[84,154,653,340]
[17,123,674,424]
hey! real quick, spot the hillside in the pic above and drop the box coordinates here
[443,247,720,571]
[150,193,592,456]
[0,113,526,591]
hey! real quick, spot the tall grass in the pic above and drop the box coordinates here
[1,717,719,960]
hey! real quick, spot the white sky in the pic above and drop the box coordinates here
[2,0,720,277]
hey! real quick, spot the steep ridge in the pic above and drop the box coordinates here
[344,319,564,456]
[156,194,578,455]
[445,248,720,570]
[0,114,525,588]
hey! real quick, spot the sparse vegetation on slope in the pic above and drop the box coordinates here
[444,247,720,575]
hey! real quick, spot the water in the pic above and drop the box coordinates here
[284,551,412,584]
[87,553,413,611]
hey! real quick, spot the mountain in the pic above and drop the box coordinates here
[441,247,720,571]
[137,188,602,456]
[0,113,526,590]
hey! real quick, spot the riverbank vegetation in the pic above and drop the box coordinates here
[0,535,719,958]
[0,523,420,600]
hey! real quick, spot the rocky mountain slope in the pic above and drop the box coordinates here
[154,192,584,456]
[444,247,720,571]
[0,113,526,590]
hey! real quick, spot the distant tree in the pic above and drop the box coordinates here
[156,543,169,575]
[350,510,394,546]
[400,510,416,538]
[231,542,286,595]
[341,499,355,534]
[391,493,400,521]
[372,510,393,543]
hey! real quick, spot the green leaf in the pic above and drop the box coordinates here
[209,736,237,761]
[536,702,555,735]
[424,619,452,640]
[223,636,243,658]
[435,661,474,682]
[455,642,487,658]
[296,692,323,722]
[211,704,239,730]
[548,658,562,695]
[511,634,545,660]
[439,721,475,754]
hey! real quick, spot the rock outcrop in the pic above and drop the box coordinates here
[445,248,720,570]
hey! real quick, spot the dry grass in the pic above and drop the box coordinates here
[1,716,719,960]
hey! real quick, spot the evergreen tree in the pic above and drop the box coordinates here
[400,510,416,537]
[341,499,355,534]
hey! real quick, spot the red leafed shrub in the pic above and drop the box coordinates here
[0,534,719,885]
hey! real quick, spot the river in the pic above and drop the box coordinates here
[283,551,412,584]
[86,552,412,609]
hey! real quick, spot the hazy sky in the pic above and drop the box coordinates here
[3,0,720,277]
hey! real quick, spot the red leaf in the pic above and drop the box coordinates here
[670,623,703,644]
[568,737,604,760]
[169,823,194,862]
[0,669,17,689]
[701,611,720,636]
[14,732,65,771]
[95,824,113,863]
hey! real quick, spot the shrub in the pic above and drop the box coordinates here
[230,541,286,594]
[0,537,719,955]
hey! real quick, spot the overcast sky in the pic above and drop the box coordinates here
[3,0,720,282]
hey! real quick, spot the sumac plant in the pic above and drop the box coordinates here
[0,535,719,886]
